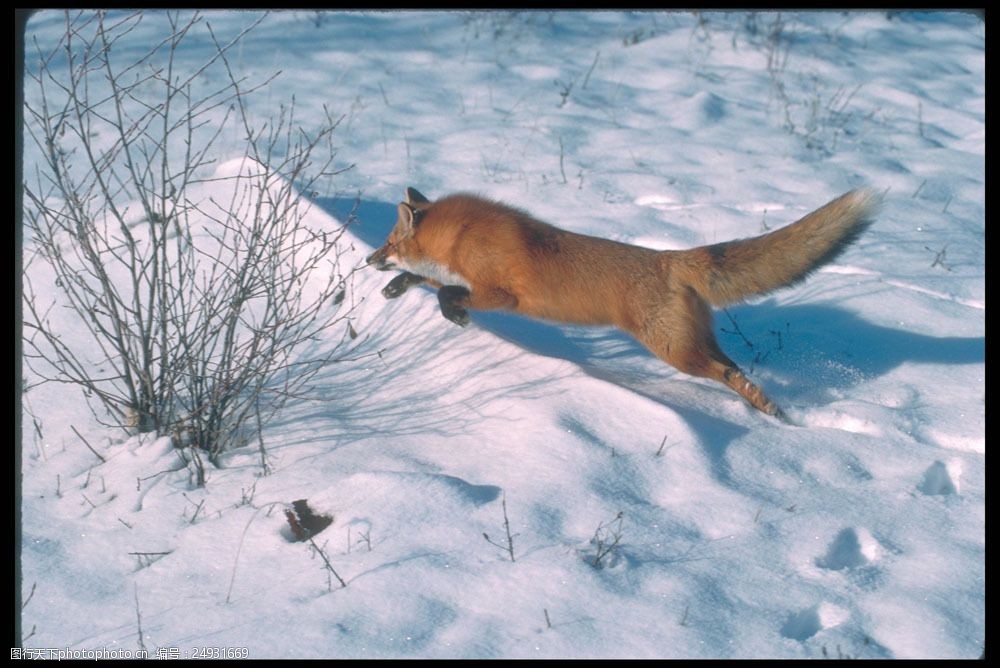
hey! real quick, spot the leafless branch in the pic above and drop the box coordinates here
[23,11,361,480]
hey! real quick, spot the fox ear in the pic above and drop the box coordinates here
[396,202,418,236]
[404,187,430,205]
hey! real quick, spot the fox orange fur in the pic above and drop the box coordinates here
[367,187,882,418]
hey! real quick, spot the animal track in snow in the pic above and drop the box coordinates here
[816,527,882,571]
[780,602,850,641]
[918,460,959,496]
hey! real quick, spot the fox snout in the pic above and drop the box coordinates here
[366,246,394,270]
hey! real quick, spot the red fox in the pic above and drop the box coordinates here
[367,187,882,418]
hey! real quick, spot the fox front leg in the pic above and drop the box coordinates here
[436,285,518,327]
[382,271,426,299]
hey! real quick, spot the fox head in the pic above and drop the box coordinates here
[366,186,431,271]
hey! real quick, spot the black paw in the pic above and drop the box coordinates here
[382,282,406,299]
[442,305,470,327]
[382,272,421,299]
[437,285,471,327]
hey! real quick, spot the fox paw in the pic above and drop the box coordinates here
[382,273,418,299]
[443,306,470,327]
[382,282,406,299]
[437,285,471,327]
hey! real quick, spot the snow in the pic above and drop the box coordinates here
[19,10,983,660]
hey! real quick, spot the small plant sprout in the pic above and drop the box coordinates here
[237,480,258,508]
[357,529,373,552]
[590,511,624,568]
[483,491,518,562]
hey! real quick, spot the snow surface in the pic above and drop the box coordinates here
[19,10,984,659]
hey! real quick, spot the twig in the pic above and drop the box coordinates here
[581,50,600,89]
[129,551,172,568]
[255,396,271,476]
[722,309,755,349]
[309,537,347,589]
[137,462,188,484]
[134,585,147,653]
[226,502,282,603]
[558,136,568,185]
[925,245,952,271]
[182,492,205,524]
[357,529,372,552]
[22,582,37,611]
[556,79,573,108]
[70,425,106,462]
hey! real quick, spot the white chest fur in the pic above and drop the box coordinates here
[396,256,471,289]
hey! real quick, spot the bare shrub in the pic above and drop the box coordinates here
[759,13,873,156]
[22,11,361,481]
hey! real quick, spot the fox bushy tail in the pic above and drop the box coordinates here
[676,188,882,307]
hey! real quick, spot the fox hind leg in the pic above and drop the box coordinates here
[640,287,785,418]
[715,361,786,420]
